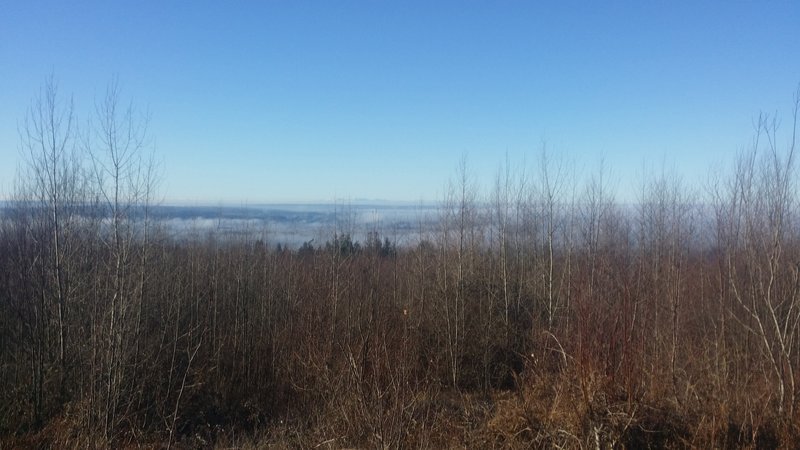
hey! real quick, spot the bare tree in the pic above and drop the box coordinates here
[492,154,526,338]
[534,148,568,329]
[720,89,800,419]
[15,75,89,425]
[19,74,81,367]
[85,77,156,439]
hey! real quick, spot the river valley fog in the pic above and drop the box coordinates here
[145,202,441,247]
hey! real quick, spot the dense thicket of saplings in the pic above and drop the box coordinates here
[1,82,800,448]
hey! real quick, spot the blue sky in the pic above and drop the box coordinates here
[1,1,799,203]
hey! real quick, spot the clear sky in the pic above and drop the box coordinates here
[1,1,799,203]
